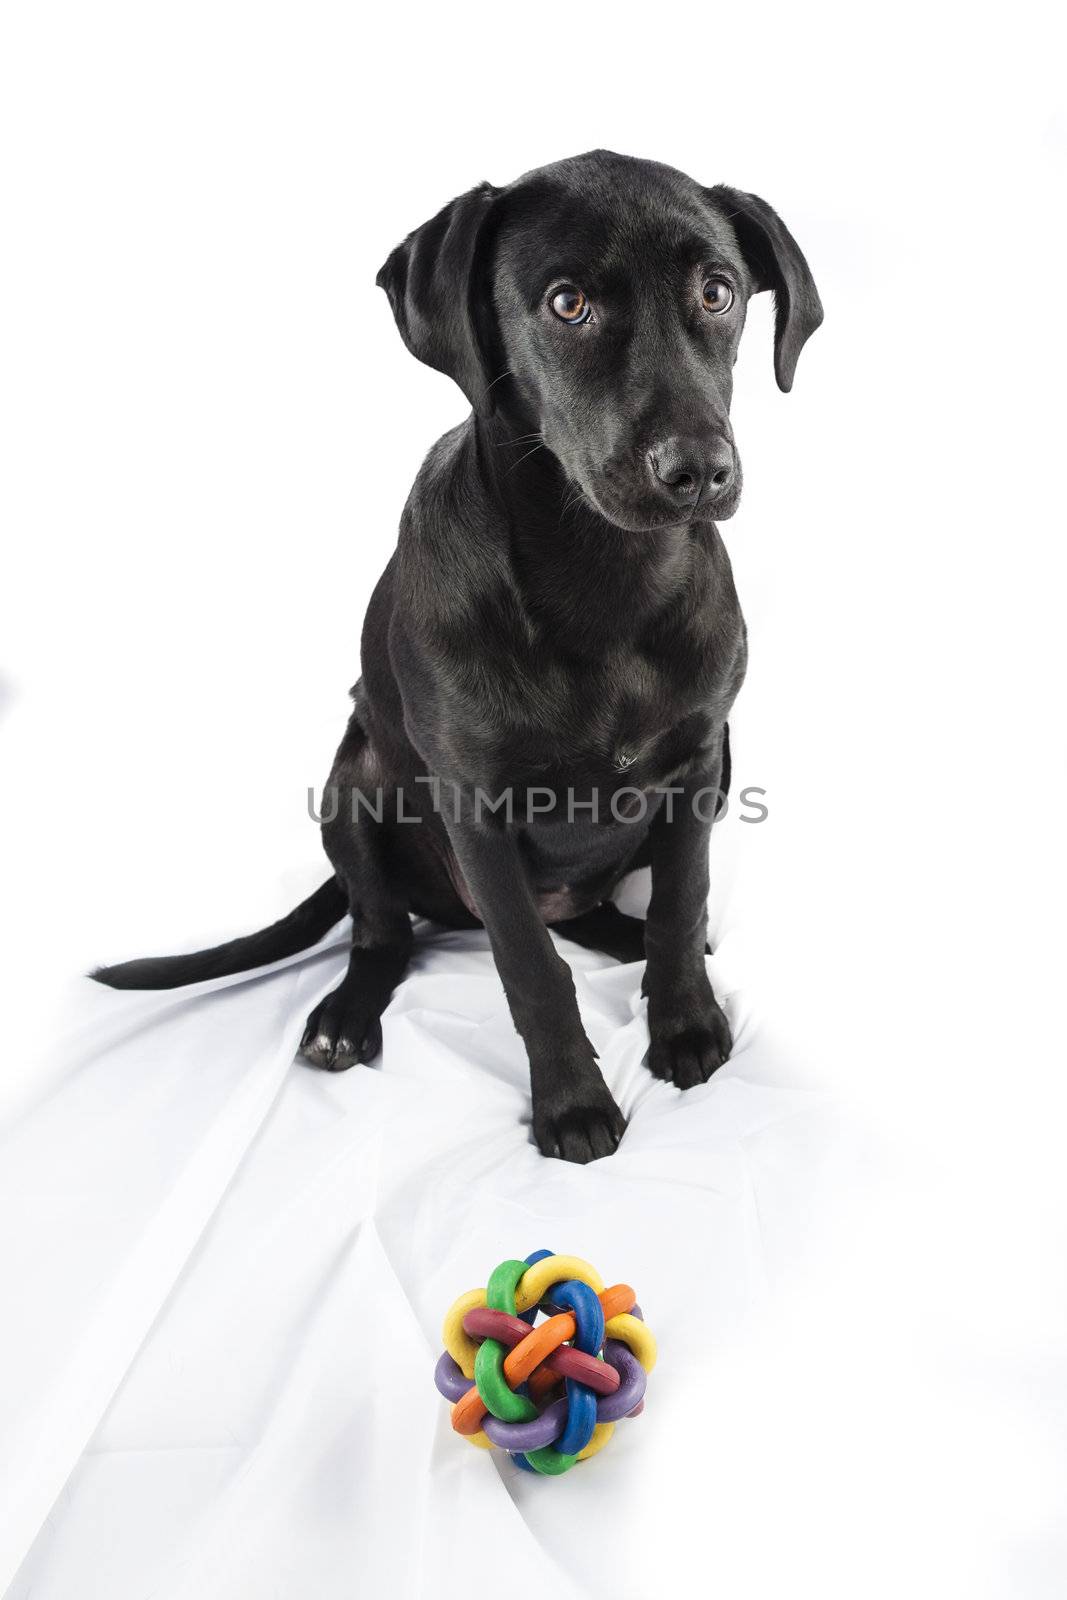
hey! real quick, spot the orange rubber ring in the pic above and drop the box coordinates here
[451,1383,491,1435]
[503,1312,574,1386]
[594,1282,637,1322]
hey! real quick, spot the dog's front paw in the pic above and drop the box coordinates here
[646,983,732,1090]
[300,985,384,1072]
[531,1062,627,1164]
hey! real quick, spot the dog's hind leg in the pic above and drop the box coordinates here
[550,903,647,964]
[301,719,413,1073]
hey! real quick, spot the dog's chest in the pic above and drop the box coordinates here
[499,637,726,792]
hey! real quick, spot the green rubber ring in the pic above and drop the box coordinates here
[475,1258,538,1423]
[524,1444,579,1475]
[486,1258,528,1316]
[475,1336,536,1421]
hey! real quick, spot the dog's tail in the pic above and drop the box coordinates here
[91,877,348,990]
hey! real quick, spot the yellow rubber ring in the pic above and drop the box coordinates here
[465,1429,493,1450]
[442,1288,489,1379]
[512,1254,605,1313]
[577,1420,615,1460]
[604,1312,658,1372]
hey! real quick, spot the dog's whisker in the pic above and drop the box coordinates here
[558,486,586,527]
[506,442,547,473]
[477,367,514,405]
[493,432,544,449]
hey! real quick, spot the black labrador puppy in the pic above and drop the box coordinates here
[95,150,822,1163]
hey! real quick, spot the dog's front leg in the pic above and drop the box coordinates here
[443,808,626,1162]
[642,754,733,1089]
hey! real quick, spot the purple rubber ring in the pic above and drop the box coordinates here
[434,1351,474,1403]
[484,1397,568,1451]
[594,1340,647,1422]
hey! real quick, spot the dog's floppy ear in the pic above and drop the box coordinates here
[376,182,501,415]
[707,186,823,392]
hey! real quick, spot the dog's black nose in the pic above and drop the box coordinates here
[648,438,734,507]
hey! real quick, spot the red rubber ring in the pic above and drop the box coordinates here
[461,1307,621,1395]
[462,1308,532,1346]
[551,1345,620,1392]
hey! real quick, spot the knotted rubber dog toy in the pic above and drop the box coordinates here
[433,1249,656,1475]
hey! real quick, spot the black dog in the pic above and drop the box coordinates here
[95,151,822,1163]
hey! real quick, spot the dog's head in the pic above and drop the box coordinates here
[377,151,822,531]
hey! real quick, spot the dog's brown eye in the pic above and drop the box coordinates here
[701,278,733,315]
[550,287,590,324]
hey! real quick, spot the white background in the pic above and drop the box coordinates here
[1,1,1065,1594]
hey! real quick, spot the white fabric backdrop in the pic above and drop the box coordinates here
[3,909,1060,1598]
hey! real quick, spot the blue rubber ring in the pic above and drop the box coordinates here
[546,1279,602,1456]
